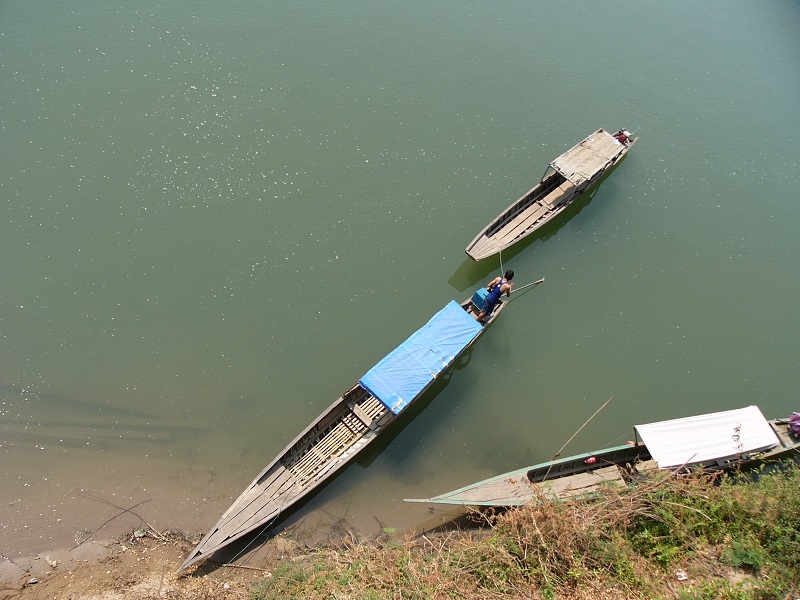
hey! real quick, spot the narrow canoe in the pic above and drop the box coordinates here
[466,128,638,261]
[179,287,517,571]
[405,406,800,507]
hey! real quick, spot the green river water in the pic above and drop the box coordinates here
[1,1,799,560]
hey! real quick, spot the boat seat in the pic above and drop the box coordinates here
[494,203,551,245]
[351,402,377,430]
[541,182,573,208]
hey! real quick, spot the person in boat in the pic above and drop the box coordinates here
[477,270,514,324]
[614,129,629,144]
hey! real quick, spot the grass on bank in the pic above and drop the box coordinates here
[249,461,800,599]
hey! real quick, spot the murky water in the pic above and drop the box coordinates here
[2,1,799,559]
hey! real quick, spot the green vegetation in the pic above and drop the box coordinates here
[251,462,800,599]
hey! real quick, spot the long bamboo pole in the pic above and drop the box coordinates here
[541,396,615,481]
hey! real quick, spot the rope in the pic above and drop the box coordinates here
[224,508,284,567]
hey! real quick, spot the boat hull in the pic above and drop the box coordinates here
[179,294,508,571]
[405,443,651,507]
[466,128,637,261]
[405,415,799,507]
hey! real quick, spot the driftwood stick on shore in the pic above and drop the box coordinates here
[71,490,157,549]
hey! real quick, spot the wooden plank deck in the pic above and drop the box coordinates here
[539,465,624,500]
[495,203,550,242]
[553,131,623,185]
[280,395,390,489]
[287,420,359,485]
[432,464,628,506]
[200,466,297,551]
[541,182,574,208]
[342,410,368,434]
[437,473,534,505]
[770,421,794,449]
[467,237,500,260]
[360,395,390,422]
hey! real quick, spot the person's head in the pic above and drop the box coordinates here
[504,270,514,281]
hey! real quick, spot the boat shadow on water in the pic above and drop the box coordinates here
[352,345,476,470]
[409,506,499,537]
[448,155,630,293]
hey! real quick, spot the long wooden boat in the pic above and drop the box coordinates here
[466,128,638,261]
[179,287,516,571]
[405,406,800,507]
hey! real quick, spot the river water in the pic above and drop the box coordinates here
[2,1,799,560]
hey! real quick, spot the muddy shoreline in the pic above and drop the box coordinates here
[0,490,454,593]
[0,506,365,585]
[0,527,299,599]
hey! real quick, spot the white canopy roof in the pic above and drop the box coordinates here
[635,405,779,469]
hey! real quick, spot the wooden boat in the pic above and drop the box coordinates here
[405,406,800,507]
[465,128,638,261]
[179,287,518,571]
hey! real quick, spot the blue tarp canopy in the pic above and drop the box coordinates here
[359,301,483,415]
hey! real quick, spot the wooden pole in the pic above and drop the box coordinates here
[509,277,545,294]
[542,396,615,481]
[540,164,551,183]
